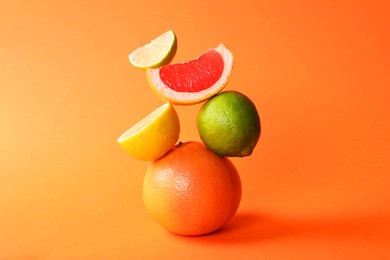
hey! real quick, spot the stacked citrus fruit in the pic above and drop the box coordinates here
[117,30,261,236]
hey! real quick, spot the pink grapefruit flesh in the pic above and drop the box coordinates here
[159,49,224,92]
[146,44,233,105]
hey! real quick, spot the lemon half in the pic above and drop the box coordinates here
[118,103,180,161]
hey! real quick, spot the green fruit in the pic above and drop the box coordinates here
[128,30,177,69]
[197,91,261,157]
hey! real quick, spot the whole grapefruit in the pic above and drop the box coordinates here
[143,141,241,236]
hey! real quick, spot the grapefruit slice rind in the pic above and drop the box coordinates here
[146,44,233,105]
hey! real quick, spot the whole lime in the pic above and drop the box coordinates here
[197,91,261,157]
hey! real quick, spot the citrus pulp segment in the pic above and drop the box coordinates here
[117,103,180,161]
[129,30,177,69]
[197,91,261,157]
[146,44,233,105]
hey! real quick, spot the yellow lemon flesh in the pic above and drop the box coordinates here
[129,30,177,69]
[197,91,261,157]
[117,103,180,161]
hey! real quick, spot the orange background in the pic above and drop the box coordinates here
[1,0,390,259]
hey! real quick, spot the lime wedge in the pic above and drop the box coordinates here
[129,30,177,69]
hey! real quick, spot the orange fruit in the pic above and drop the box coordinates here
[143,141,241,236]
[197,91,261,157]
[146,44,233,105]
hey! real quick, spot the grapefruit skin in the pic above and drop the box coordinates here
[143,141,242,236]
[146,44,234,105]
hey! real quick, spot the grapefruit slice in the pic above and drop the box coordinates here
[146,44,233,105]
